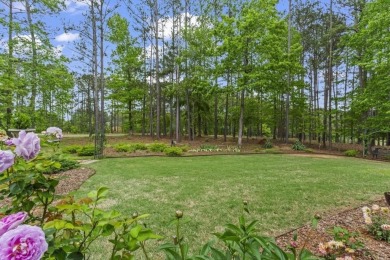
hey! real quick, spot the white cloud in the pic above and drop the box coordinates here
[12,2,26,12]
[158,13,200,39]
[55,32,79,42]
[63,0,88,14]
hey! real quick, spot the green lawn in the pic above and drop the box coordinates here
[77,154,390,258]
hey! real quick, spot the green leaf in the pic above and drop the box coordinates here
[52,248,67,260]
[66,252,84,260]
[9,181,23,194]
[53,162,62,169]
[129,224,142,238]
[97,186,109,199]
[102,224,115,236]
[137,229,163,241]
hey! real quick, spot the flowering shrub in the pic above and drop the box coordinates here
[0,212,47,260]
[0,224,48,259]
[362,204,390,242]
[317,226,364,259]
[45,127,63,140]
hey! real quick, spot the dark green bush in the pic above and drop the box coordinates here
[292,140,305,151]
[164,147,183,157]
[344,150,358,157]
[40,154,79,174]
[262,139,273,149]
[77,145,95,156]
[62,145,83,154]
[148,143,168,152]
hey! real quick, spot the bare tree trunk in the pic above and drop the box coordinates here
[224,92,229,142]
[6,0,13,130]
[285,0,292,143]
[214,93,218,139]
[163,95,167,136]
[154,0,161,139]
[176,94,180,142]
[327,0,333,149]
[99,0,105,158]
[91,0,100,158]
[238,89,245,147]
[170,96,174,138]
[25,0,37,127]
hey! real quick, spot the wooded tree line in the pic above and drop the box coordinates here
[0,0,389,150]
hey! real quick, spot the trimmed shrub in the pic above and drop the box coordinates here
[344,150,358,157]
[62,145,83,154]
[113,144,135,153]
[131,143,148,150]
[148,143,168,152]
[164,147,183,157]
[292,140,305,151]
[77,145,95,156]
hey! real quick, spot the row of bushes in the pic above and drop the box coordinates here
[62,145,95,156]
[62,143,186,157]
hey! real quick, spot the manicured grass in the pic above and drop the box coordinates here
[77,155,390,258]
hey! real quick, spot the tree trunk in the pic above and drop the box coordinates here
[224,92,229,142]
[176,94,180,143]
[214,93,218,139]
[6,0,13,130]
[154,0,161,139]
[25,0,37,127]
[238,89,245,147]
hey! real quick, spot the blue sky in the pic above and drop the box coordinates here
[0,0,295,72]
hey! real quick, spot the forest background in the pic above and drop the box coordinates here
[0,0,389,157]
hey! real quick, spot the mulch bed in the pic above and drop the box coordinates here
[54,167,95,195]
[275,199,390,259]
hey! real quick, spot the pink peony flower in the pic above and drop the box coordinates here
[0,212,27,236]
[12,131,40,161]
[0,225,47,260]
[0,150,15,173]
[46,127,63,139]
